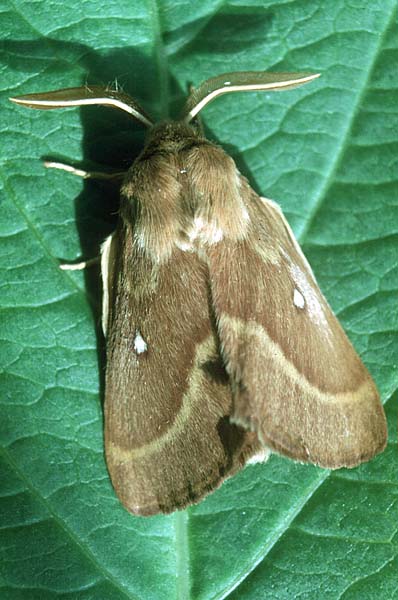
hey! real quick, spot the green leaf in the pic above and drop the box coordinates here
[1,1,397,599]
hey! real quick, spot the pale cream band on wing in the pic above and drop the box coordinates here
[220,314,372,406]
[108,313,372,464]
[108,334,219,462]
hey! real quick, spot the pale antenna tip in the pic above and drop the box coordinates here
[9,96,29,105]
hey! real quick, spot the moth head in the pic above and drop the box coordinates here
[142,120,202,155]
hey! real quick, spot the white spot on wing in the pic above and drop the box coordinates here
[290,264,329,331]
[293,288,305,309]
[134,331,147,354]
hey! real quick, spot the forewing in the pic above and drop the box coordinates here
[102,220,262,516]
[205,181,387,468]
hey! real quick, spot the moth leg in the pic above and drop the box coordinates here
[44,160,126,182]
[59,256,100,271]
[50,163,119,272]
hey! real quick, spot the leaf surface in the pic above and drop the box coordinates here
[1,1,398,598]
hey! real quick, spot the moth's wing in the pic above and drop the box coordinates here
[101,223,263,516]
[205,183,387,468]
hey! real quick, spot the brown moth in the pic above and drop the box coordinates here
[11,72,387,516]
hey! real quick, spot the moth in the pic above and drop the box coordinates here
[11,71,387,516]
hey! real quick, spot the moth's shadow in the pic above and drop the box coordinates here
[6,38,160,407]
[61,45,156,408]
[6,36,266,408]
